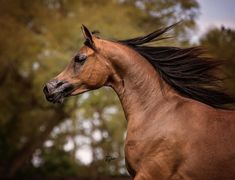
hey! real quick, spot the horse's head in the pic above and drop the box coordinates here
[43,25,114,103]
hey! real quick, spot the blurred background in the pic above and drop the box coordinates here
[0,0,234,179]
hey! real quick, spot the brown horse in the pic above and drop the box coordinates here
[43,24,235,180]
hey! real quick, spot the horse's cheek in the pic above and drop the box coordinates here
[79,64,106,87]
[93,66,109,86]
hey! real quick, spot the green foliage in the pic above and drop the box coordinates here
[0,0,199,177]
[200,27,235,95]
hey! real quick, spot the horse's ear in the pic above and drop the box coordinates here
[81,24,93,43]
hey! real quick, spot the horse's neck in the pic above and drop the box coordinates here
[107,43,177,124]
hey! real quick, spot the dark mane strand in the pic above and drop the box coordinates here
[118,23,235,109]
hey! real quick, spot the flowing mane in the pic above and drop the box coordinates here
[118,23,235,109]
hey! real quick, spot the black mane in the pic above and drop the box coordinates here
[118,23,235,109]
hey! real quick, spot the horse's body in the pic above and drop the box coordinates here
[105,42,235,179]
[43,25,235,179]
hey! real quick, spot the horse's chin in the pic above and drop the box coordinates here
[46,93,64,104]
[56,96,65,104]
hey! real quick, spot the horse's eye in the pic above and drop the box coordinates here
[74,54,87,63]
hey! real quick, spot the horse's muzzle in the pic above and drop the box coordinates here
[43,79,74,103]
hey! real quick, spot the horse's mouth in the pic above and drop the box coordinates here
[43,82,74,104]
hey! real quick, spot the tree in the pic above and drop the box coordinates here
[199,27,235,95]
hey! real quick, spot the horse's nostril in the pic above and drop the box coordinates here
[56,81,64,88]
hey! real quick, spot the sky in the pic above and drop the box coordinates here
[192,0,235,42]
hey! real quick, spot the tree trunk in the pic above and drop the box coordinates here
[4,108,67,177]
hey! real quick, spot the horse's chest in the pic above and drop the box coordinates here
[124,139,144,176]
[124,133,185,178]
[124,126,163,175]
[124,135,161,174]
